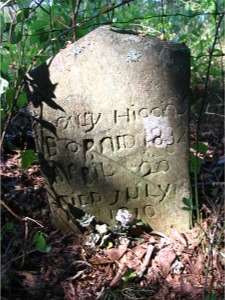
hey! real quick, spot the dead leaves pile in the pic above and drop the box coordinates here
[64,223,224,300]
[2,215,224,300]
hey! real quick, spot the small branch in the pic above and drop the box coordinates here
[0,0,12,10]
[1,199,44,267]
[2,248,39,268]
[34,0,70,29]
[197,12,224,131]
[0,200,43,227]
[136,244,154,279]
[1,200,23,221]
[203,199,224,298]
[110,260,127,287]
[24,217,44,228]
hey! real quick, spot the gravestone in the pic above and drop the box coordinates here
[25,26,191,234]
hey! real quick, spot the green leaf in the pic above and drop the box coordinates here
[6,89,15,111]
[177,34,188,42]
[205,291,217,300]
[1,222,14,240]
[20,149,38,171]
[17,0,32,9]
[32,231,50,252]
[189,152,203,174]
[5,222,14,230]
[213,48,223,56]
[17,92,27,107]
[192,205,199,210]
[206,2,216,14]
[191,142,208,155]
[0,77,9,95]
[106,241,113,249]
[31,20,49,31]
[29,34,42,45]
[40,32,49,43]
[0,14,6,36]
[10,25,22,44]
[16,8,30,22]
[182,197,192,208]
[182,207,192,211]
[0,49,11,73]
[2,222,14,231]
[0,109,6,131]
[122,269,136,281]
[209,69,221,77]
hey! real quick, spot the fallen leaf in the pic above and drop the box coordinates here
[104,248,127,261]
[170,225,187,246]
[15,271,46,296]
[154,247,176,276]
[172,282,204,298]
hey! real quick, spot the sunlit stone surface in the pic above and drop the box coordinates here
[25,26,191,234]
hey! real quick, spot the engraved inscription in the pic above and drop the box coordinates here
[143,205,155,218]
[75,112,101,132]
[28,27,190,234]
[56,112,101,132]
[144,115,174,148]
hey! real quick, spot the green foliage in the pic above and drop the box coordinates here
[182,197,199,212]
[1,0,223,143]
[190,142,208,175]
[122,270,136,282]
[205,292,218,300]
[19,149,39,171]
[32,231,51,253]
[1,222,14,241]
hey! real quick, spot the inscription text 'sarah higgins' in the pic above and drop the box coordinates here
[25,26,191,234]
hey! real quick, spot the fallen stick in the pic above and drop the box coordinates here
[136,244,154,279]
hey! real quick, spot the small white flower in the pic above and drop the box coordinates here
[76,213,95,227]
[117,236,130,246]
[115,209,132,228]
[99,233,111,247]
[84,232,100,246]
[95,224,108,235]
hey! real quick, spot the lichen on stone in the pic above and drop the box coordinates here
[126,48,142,62]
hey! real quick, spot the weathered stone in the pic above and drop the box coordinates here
[25,26,191,234]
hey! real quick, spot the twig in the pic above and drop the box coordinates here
[150,231,171,241]
[0,200,44,227]
[203,199,225,299]
[2,234,74,268]
[1,199,44,267]
[24,217,44,228]
[69,282,76,299]
[34,0,70,29]
[136,244,154,279]
[70,0,82,42]
[1,200,23,221]
[2,248,39,267]
[0,0,12,10]
[110,260,127,287]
